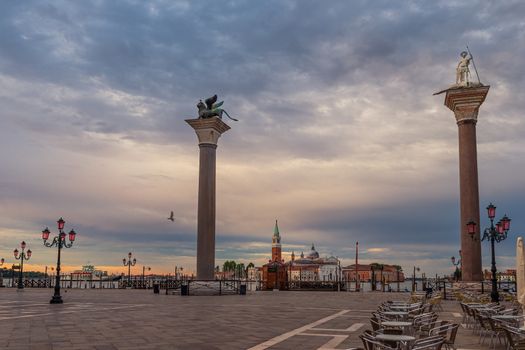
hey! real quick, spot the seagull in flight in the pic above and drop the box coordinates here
[167,211,175,222]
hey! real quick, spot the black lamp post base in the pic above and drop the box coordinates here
[490,291,499,303]
[50,295,63,304]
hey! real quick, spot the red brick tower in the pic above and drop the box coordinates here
[272,220,282,262]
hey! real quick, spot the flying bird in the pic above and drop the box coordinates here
[167,211,175,222]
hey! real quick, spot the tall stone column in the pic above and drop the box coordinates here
[186,117,230,280]
[442,85,489,281]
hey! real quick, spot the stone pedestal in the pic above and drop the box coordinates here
[443,85,490,282]
[186,117,231,280]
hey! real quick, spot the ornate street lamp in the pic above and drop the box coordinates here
[42,217,77,304]
[142,266,151,289]
[466,221,477,238]
[479,203,511,302]
[123,252,137,287]
[14,241,32,289]
[451,250,462,281]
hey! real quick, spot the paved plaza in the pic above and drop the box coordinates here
[0,289,499,349]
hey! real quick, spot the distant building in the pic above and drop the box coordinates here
[71,264,107,281]
[483,269,516,282]
[342,264,405,283]
[261,220,288,290]
[287,245,339,282]
[261,221,342,290]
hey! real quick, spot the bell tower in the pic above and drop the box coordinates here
[272,220,282,262]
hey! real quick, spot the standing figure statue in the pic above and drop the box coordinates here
[197,94,238,121]
[456,51,472,86]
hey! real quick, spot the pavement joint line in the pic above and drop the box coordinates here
[247,309,350,350]
[0,304,147,320]
[293,333,349,350]
[0,303,49,308]
[313,323,365,332]
[299,333,348,350]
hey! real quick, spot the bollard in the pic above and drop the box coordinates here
[181,284,188,296]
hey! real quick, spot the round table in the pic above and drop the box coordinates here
[493,315,523,319]
[389,305,410,310]
[493,315,523,327]
[382,311,409,320]
[376,334,415,349]
[381,321,414,335]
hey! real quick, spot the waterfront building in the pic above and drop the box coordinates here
[342,264,405,283]
[287,246,340,282]
[261,221,342,289]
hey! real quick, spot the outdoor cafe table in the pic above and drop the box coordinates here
[493,315,523,320]
[389,305,412,311]
[381,321,414,335]
[493,315,524,326]
[375,334,416,349]
[382,311,409,321]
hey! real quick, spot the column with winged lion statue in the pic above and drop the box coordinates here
[186,95,237,280]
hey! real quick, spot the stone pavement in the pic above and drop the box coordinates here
[0,289,504,349]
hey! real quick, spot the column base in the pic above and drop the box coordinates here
[50,295,63,304]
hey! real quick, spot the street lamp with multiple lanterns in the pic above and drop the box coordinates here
[467,203,511,302]
[451,250,462,282]
[42,217,77,304]
[14,241,32,290]
[123,252,137,287]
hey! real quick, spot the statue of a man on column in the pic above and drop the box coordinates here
[456,51,472,86]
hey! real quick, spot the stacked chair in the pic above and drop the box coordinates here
[360,293,458,350]
[459,298,525,349]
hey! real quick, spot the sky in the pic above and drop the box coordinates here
[1,0,524,276]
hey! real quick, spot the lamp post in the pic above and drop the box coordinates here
[142,266,151,289]
[412,266,420,292]
[380,265,385,292]
[451,250,462,282]
[50,267,54,288]
[14,241,32,290]
[337,257,341,292]
[395,266,402,292]
[123,252,137,287]
[42,217,77,304]
[370,265,375,291]
[471,203,511,302]
[0,258,5,287]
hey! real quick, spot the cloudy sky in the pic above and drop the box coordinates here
[1,0,524,276]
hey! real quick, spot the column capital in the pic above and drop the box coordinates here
[444,86,490,125]
[185,117,231,146]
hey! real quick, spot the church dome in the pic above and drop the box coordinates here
[306,243,319,259]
